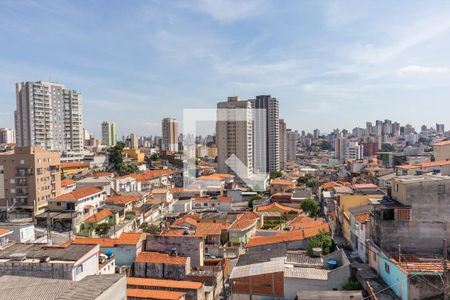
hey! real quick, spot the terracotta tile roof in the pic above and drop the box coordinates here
[353,183,378,189]
[61,178,76,187]
[286,216,329,231]
[53,186,102,201]
[90,172,114,177]
[322,181,342,190]
[354,213,370,224]
[161,229,186,236]
[270,179,296,186]
[116,232,145,245]
[397,160,450,170]
[0,229,12,237]
[196,173,234,181]
[152,188,170,194]
[255,202,302,214]
[127,277,202,290]
[130,170,175,183]
[173,216,198,227]
[393,255,450,274]
[135,252,188,265]
[229,212,259,230]
[106,195,140,205]
[83,209,112,223]
[433,140,450,146]
[61,162,89,169]
[127,289,185,300]
[195,223,227,236]
[72,232,144,247]
[246,225,330,248]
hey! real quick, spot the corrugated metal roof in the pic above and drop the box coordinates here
[284,267,328,280]
[229,260,284,279]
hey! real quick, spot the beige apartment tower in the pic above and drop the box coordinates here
[15,81,83,153]
[162,118,179,152]
[216,97,253,178]
[0,147,61,218]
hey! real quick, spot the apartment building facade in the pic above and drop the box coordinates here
[0,147,61,217]
[216,97,253,178]
[15,81,83,153]
[101,121,117,147]
[162,118,179,152]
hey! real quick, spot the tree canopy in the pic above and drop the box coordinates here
[301,198,319,218]
[107,142,139,175]
[307,231,333,255]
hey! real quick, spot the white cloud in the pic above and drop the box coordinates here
[179,0,264,23]
[397,65,449,75]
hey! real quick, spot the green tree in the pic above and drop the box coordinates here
[140,222,160,234]
[248,195,262,208]
[95,223,112,236]
[320,141,334,151]
[381,143,395,152]
[301,198,319,218]
[307,231,333,255]
[107,142,139,175]
[297,175,315,187]
[270,171,282,179]
[342,277,362,290]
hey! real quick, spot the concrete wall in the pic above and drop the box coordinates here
[101,245,138,266]
[145,235,204,267]
[230,272,284,298]
[0,223,35,242]
[0,261,75,280]
[134,261,189,280]
[379,251,408,300]
[73,252,99,281]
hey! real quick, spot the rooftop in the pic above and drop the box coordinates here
[61,162,89,169]
[72,232,144,247]
[52,186,102,201]
[127,277,202,290]
[270,179,296,186]
[0,274,125,300]
[106,195,140,205]
[0,243,97,262]
[135,251,188,265]
[127,288,185,300]
[246,226,329,248]
[230,260,285,279]
[61,178,76,187]
[255,202,302,214]
[83,209,112,223]
[0,229,12,237]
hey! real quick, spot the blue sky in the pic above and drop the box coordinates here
[1,0,450,137]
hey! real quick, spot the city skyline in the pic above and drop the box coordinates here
[1,1,450,136]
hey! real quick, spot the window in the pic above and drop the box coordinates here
[19,160,25,165]
[10,179,15,184]
[57,202,61,206]
[438,184,446,195]
[373,252,377,261]
[396,209,411,221]
[76,264,83,275]
[384,262,390,274]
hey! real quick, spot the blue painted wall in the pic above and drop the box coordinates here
[379,252,408,300]
[100,245,137,266]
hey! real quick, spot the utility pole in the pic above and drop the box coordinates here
[46,210,52,246]
[444,239,448,300]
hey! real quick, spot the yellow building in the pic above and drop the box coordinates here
[123,148,145,163]
[433,140,450,161]
[339,194,383,242]
[61,162,90,176]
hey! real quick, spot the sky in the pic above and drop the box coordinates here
[1,0,450,137]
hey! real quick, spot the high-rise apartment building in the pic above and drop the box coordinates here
[15,81,83,152]
[250,95,280,172]
[0,147,61,218]
[313,129,320,140]
[286,129,299,162]
[0,128,15,144]
[129,133,139,149]
[217,97,253,178]
[436,123,445,133]
[161,118,178,152]
[279,119,287,170]
[101,121,116,147]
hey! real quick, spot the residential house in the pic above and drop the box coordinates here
[127,277,204,300]
[0,223,35,243]
[114,175,141,193]
[0,229,11,249]
[228,212,259,247]
[192,197,233,212]
[72,232,145,266]
[0,274,127,300]
[134,251,191,280]
[61,162,90,176]
[270,179,296,195]
[36,186,106,231]
[61,178,77,193]
[0,243,101,281]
